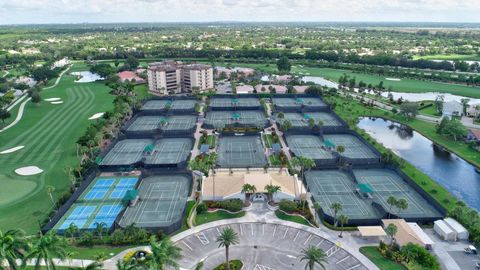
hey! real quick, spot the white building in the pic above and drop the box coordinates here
[434,220,456,241]
[147,60,213,95]
[443,100,463,118]
[444,218,469,240]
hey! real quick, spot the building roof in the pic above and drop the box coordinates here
[183,64,212,71]
[444,218,468,234]
[255,84,288,93]
[357,226,387,237]
[202,170,303,199]
[235,85,254,94]
[469,129,480,139]
[118,71,144,82]
[383,219,434,247]
[443,100,463,113]
[293,85,309,93]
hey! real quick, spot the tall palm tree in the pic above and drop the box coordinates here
[148,236,182,270]
[0,229,29,270]
[386,196,397,218]
[265,184,281,203]
[241,184,256,204]
[330,202,343,227]
[216,227,239,270]
[338,215,349,238]
[26,231,68,270]
[299,246,328,270]
[291,156,316,209]
[93,222,107,241]
[385,223,398,246]
[46,186,56,209]
[396,198,409,217]
[65,223,78,243]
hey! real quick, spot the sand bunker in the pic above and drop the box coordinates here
[386,78,401,81]
[51,101,64,104]
[15,166,43,176]
[89,112,105,120]
[45,97,61,101]
[0,146,24,154]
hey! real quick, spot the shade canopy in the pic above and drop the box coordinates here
[358,183,374,194]
[324,140,336,148]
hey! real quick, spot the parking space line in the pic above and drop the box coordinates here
[304,235,312,245]
[293,231,300,242]
[283,228,289,239]
[336,255,350,264]
[273,225,277,237]
[345,264,361,270]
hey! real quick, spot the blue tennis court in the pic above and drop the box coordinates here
[117,178,138,188]
[84,188,108,200]
[58,205,96,230]
[88,204,123,228]
[93,178,115,188]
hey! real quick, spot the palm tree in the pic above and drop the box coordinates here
[281,119,292,132]
[291,156,316,209]
[116,260,135,270]
[338,215,349,238]
[26,231,68,270]
[299,246,328,270]
[0,229,28,270]
[265,184,281,203]
[148,236,182,270]
[386,196,397,218]
[313,202,321,223]
[396,198,409,217]
[330,202,343,226]
[65,223,78,242]
[216,227,239,270]
[67,261,103,270]
[385,223,398,246]
[46,186,56,209]
[241,184,256,204]
[93,222,107,241]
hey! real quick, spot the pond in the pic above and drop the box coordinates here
[71,71,104,83]
[358,117,480,211]
[380,91,480,104]
[301,76,339,88]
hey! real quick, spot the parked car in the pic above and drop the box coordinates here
[465,245,477,255]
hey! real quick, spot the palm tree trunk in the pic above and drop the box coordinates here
[225,245,230,270]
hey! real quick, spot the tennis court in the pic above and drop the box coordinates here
[217,136,267,168]
[119,174,191,230]
[127,115,197,133]
[144,138,193,165]
[209,97,260,108]
[353,169,442,218]
[54,176,139,232]
[323,134,379,160]
[204,110,267,129]
[142,99,197,111]
[276,112,343,128]
[285,135,335,160]
[101,139,153,166]
[305,170,378,219]
[272,97,326,110]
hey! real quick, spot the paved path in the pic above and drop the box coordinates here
[1,70,8,78]
[0,97,31,133]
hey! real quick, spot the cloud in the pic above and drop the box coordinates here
[0,0,478,24]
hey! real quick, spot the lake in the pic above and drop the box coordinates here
[358,117,480,210]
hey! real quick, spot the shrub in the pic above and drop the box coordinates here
[197,203,207,214]
[221,199,243,212]
[279,200,297,213]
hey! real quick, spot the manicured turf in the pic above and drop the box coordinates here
[195,210,245,226]
[292,67,480,98]
[65,245,134,260]
[274,210,311,227]
[0,62,115,234]
[359,246,406,270]
[262,134,274,148]
[419,105,440,117]
[413,54,480,61]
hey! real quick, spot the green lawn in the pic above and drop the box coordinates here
[0,62,115,234]
[195,210,245,226]
[419,105,440,117]
[413,54,480,61]
[133,84,151,100]
[292,67,480,98]
[359,246,406,270]
[66,245,134,260]
[263,134,274,148]
[268,155,282,166]
[198,135,216,149]
[274,210,311,226]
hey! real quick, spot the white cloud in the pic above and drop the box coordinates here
[0,0,478,24]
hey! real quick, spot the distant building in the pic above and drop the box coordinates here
[442,100,463,118]
[147,60,213,95]
[118,71,145,84]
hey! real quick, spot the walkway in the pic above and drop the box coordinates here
[0,97,31,133]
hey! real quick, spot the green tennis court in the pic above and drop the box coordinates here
[119,174,191,230]
[217,136,267,168]
[353,169,442,218]
[285,135,335,160]
[142,99,197,111]
[276,112,343,128]
[204,110,267,129]
[127,115,197,132]
[272,97,326,109]
[144,138,193,165]
[101,139,153,166]
[305,170,378,219]
[323,134,379,160]
[210,97,260,108]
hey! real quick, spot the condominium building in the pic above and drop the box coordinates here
[147,61,213,95]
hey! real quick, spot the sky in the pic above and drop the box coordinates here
[0,0,479,25]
